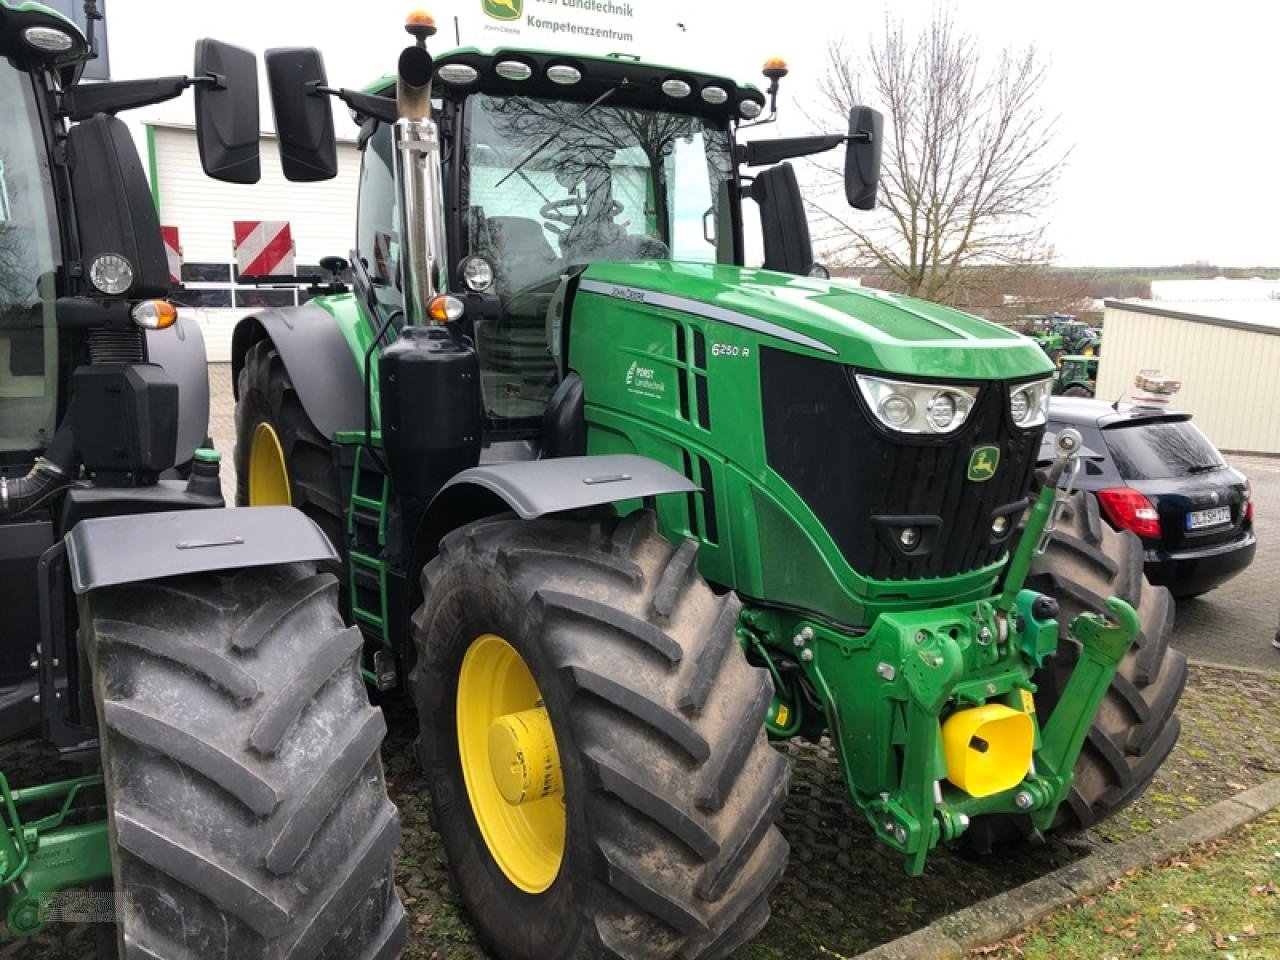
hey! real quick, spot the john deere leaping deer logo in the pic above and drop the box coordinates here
[482,0,522,20]
[967,445,1000,483]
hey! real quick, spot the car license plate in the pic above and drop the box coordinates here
[1186,506,1231,530]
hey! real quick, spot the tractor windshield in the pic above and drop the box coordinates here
[0,61,58,454]
[461,93,734,424]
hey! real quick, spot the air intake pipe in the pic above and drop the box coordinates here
[0,427,76,517]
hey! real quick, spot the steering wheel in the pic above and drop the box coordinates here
[539,197,625,235]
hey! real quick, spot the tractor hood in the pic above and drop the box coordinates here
[579,261,1053,381]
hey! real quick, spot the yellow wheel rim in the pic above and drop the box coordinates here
[457,633,565,893]
[248,422,291,506]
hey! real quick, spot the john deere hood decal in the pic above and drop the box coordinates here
[967,445,1000,482]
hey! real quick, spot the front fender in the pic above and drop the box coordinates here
[145,315,208,465]
[65,506,337,593]
[436,454,698,520]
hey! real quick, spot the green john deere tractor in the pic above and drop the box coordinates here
[235,17,1185,959]
[0,4,403,954]
[1054,356,1100,397]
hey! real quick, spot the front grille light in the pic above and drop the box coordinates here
[855,374,978,435]
[1009,377,1053,428]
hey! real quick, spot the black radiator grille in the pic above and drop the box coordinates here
[87,328,145,365]
[761,348,1043,581]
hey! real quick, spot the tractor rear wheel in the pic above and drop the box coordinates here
[412,510,791,960]
[82,564,404,959]
[971,491,1186,849]
[234,338,346,564]
[1060,384,1093,398]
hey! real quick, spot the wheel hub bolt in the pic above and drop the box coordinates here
[1015,790,1034,810]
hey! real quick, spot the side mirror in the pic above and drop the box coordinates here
[750,162,814,276]
[265,47,339,182]
[845,105,883,210]
[193,39,260,184]
[67,115,170,299]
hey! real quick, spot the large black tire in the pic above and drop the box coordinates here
[234,338,346,566]
[412,510,791,960]
[82,565,405,959]
[972,492,1186,848]
[1060,384,1094,398]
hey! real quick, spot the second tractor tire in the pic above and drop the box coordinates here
[412,509,791,960]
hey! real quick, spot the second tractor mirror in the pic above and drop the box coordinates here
[266,47,339,182]
[193,39,260,184]
[845,105,883,210]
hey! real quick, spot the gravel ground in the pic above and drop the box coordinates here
[6,367,1276,956]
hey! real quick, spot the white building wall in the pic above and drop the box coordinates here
[1097,303,1280,454]
[153,127,360,267]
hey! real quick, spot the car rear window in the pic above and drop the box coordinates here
[1102,419,1225,481]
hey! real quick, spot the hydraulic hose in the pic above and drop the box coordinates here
[0,426,77,517]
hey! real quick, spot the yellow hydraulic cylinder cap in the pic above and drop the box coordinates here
[942,703,1035,798]
[488,706,564,806]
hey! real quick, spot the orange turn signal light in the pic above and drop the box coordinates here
[131,299,177,330]
[427,294,464,324]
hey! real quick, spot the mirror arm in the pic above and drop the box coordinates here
[63,75,195,122]
[312,84,399,126]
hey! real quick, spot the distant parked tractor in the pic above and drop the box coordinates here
[233,14,1185,959]
[1023,314,1101,364]
[1054,355,1100,396]
[0,4,402,955]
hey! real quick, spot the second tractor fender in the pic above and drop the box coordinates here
[231,304,366,439]
[144,314,209,465]
[64,506,337,594]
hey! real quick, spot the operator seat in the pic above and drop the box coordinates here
[483,216,562,294]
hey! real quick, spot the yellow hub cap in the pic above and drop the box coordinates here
[457,634,565,893]
[248,422,291,506]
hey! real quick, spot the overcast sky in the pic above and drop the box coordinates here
[117,0,1280,268]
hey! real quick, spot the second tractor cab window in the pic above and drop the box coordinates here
[460,93,734,427]
[0,61,59,454]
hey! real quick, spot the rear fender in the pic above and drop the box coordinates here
[231,305,365,438]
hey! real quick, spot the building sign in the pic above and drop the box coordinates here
[456,0,692,59]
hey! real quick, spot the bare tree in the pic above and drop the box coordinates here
[805,11,1066,306]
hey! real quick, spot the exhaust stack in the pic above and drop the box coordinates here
[393,15,448,324]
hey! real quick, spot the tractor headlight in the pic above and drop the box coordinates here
[1008,378,1052,428]
[460,256,494,293]
[855,374,978,435]
[88,254,134,296]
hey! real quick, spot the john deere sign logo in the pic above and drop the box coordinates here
[483,0,522,20]
[967,445,1000,482]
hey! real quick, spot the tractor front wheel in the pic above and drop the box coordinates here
[412,510,790,960]
[82,564,404,959]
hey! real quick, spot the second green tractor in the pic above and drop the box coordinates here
[233,17,1185,959]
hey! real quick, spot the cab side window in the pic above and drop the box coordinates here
[355,124,402,313]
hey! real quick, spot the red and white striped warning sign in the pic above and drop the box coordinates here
[161,225,182,285]
[233,220,295,278]
[373,231,395,283]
